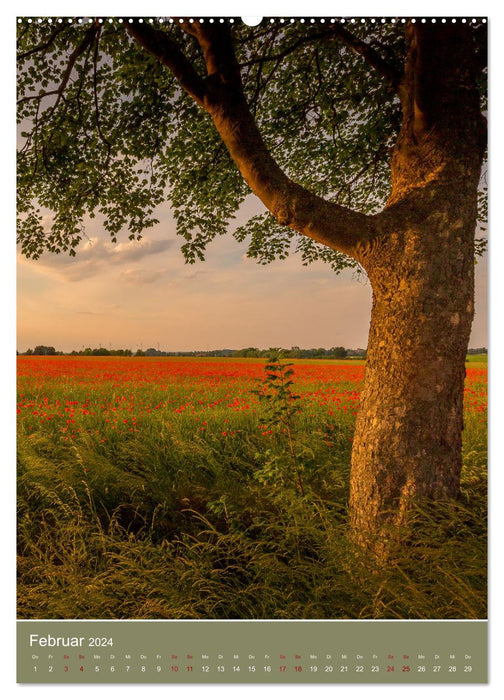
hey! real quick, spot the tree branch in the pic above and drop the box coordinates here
[406,23,486,155]
[17,23,99,112]
[237,24,400,93]
[239,29,335,68]
[92,28,112,156]
[184,22,376,256]
[50,24,100,110]
[17,24,69,61]
[328,22,401,91]
[124,21,207,106]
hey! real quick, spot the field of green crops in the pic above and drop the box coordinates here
[17,355,487,620]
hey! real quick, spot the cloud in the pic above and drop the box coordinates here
[17,236,175,282]
[181,268,208,280]
[108,238,174,263]
[119,268,169,286]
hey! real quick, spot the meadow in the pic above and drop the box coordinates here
[17,355,487,620]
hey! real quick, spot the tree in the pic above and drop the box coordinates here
[332,347,347,359]
[17,17,487,552]
[33,345,57,356]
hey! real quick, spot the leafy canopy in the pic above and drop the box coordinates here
[17,18,485,268]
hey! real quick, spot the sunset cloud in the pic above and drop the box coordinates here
[119,268,169,286]
[17,236,175,282]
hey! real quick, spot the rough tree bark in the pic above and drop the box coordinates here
[126,21,486,551]
[350,190,479,550]
[349,25,486,550]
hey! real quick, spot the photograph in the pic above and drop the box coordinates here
[15,10,488,684]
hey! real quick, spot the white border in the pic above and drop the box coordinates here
[4,2,503,698]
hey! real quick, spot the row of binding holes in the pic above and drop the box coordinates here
[18,18,487,25]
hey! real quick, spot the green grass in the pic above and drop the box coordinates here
[17,358,487,620]
[466,353,488,365]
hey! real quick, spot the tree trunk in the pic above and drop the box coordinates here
[349,186,476,550]
[348,24,486,553]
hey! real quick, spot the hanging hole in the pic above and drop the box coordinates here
[241,16,263,26]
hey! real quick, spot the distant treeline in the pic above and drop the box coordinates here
[18,345,488,359]
[466,348,488,355]
[20,344,365,359]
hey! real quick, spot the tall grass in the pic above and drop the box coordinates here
[17,358,487,619]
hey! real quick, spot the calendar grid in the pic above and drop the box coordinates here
[17,619,487,683]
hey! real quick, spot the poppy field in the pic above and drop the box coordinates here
[17,355,487,620]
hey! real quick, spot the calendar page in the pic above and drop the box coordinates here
[15,2,489,687]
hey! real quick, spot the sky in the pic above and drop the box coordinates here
[16,190,488,353]
[16,196,373,353]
